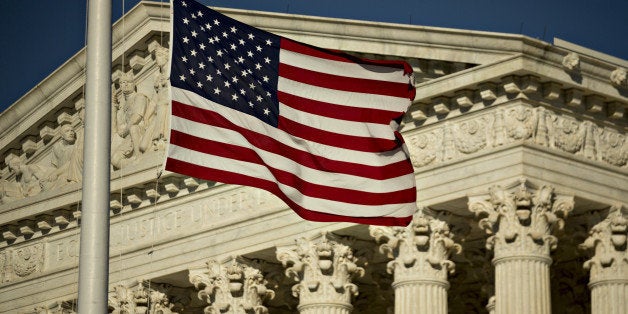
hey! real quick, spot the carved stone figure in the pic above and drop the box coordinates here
[562,52,580,72]
[407,131,441,168]
[504,106,536,141]
[46,124,82,188]
[111,72,151,169]
[141,72,170,153]
[12,243,44,278]
[554,117,586,154]
[598,129,627,167]
[0,155,49,202]
[610,67,627,87]
[154,44,170,74]
[454,119,487,154]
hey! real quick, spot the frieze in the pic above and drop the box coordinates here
[110,187,277,250]
[406,103,627,169]
[44,186,280,274]
[0,241,44,285]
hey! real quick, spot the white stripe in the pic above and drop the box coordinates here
[279,103,396,140]
[168,144,415,218]
[172,87,409,166]
[171,115,415,192]
[277,77,410,112]
[280,49,409,84]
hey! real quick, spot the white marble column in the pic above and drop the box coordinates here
[369,210,461,314]
[580,205,628,314]
[469,180,574,314]
[188,257,275,314]
[276,232,365,314]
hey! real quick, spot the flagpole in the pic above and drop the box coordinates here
[77,0,112,312]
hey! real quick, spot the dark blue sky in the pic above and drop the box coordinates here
[1,0,626,112]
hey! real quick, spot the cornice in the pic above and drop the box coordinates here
[406,54,627,129]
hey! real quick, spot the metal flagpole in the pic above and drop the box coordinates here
[77,0,112,312]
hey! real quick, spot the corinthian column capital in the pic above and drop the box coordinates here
[370,210,461,314]
[469,179,574,259]
[580,204,628,282]
[579,204,628,314]
[275,232,364,314]
[189,256,274,314]
[369,210,461,282]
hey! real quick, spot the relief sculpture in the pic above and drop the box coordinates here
[554,117,585,154]
[12,243,44,278]
[598,129,627,167]
[112,45,170,169]
[454,119,488,154]
[407,131,442,168]
[504,106,536,141]
[0,155,49,203]
[145,45,171,152]
[111,71,151,169]
[45,121,83,189]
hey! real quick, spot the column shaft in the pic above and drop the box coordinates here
[494,257,551,314]
[299,304,352,314]
[590,282,628,314]
[393,281,448,314]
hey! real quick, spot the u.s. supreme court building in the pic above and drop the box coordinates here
[0,1,626,313]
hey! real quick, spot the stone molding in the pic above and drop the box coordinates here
[408,56,627,125]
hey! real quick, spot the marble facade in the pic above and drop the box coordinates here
[0,2,626,313]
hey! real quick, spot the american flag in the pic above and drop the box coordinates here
[166,0,417,226]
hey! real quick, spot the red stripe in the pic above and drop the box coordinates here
[171,130,415,205]
[165,158,413,226]
[278,91,404,124]
[172,101,413,179]
[279,63,412,98]
[277,115,399,153]
[281,38,413,76]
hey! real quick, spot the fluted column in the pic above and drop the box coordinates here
[188,256,275,314]
[580,205,628,314]
[276,232,365,314]
[469,179,574,314]
[369,210,461,314]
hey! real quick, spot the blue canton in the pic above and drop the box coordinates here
[171,0,281,126]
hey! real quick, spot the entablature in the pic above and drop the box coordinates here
[406,54,627,129]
